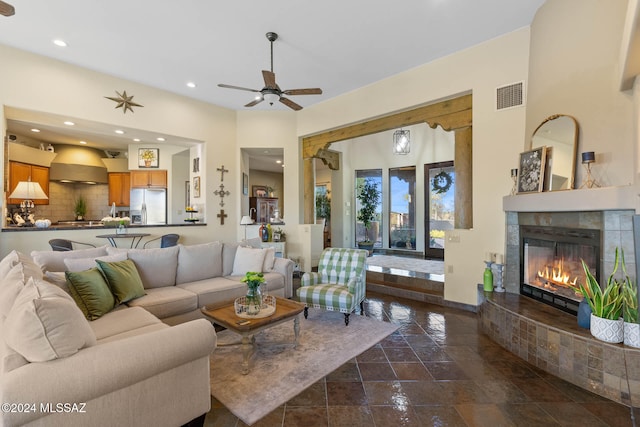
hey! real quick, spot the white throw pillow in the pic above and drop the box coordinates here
[176,242,223,285]
[262,247,276,272]
[63,253,128,272]
[4,278,97,362]
[231,246,267,276]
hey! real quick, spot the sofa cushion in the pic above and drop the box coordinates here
[96,259,146,304]
[231,246,267,276]
[65,267,116,320]
[0,264,30,319]
[43,271,69,294]
[89,306,164,341]
[177,277,247,308]
[31,246,109,273]
[4,278,97,362]
[176,242,223,285]
[0,250,42,281]
[222,242,239,276]
[63,252,128,272]
[112,246,179,288]
[126,287,198,319]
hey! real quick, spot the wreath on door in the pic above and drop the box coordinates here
[432,170,453,194]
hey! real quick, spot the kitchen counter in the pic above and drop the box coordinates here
[2,222,206,232]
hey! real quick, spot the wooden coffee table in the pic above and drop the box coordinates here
[201,297,305,374]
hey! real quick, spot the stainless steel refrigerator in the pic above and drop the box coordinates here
[130,188,167,225]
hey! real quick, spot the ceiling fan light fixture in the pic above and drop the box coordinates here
[263,92,280,105]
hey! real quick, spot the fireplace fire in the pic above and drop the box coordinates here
[520,225,600,315]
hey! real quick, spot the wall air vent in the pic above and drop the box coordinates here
[496,81,524,110]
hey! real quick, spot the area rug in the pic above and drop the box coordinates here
[209,308,398,425]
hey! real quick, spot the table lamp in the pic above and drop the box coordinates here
[8,180,48,226]
[580,151,599,188]
[240,215,254,240]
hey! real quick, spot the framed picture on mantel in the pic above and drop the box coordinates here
[517,146,546,194]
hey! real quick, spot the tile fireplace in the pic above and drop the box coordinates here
[519,225,600,315]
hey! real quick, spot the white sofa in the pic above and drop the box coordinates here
[1,240,292,426]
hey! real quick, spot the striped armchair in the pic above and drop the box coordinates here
[296,248,368,326]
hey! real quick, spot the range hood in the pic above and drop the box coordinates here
[48,145,109,184]
[49,163,108,184]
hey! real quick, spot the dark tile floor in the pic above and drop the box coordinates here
[205,291,637,426]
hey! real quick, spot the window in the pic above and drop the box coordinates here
[355,169,382,247]
[389,166,416,250]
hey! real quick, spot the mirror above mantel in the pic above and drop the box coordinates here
[530,114,579,191]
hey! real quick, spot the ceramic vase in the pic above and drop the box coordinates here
[577,299,591,329]
[590,314,623,343]
[624,322,640,348]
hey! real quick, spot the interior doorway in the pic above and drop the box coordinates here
[424,161,455,260]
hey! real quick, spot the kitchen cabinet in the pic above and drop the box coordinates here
[249,197,279,223]
[130,170,167,188]
[8,161,49,205]
[108,172,130,206]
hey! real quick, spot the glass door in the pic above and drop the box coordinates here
[424,161,455,259]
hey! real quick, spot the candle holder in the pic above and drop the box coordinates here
[580,151,599,189]
[510,168,518,195]
[493,263,505,292]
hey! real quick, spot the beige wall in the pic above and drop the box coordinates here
[526,0,635,188]
[0,43,237,254]
[297,28,532,305]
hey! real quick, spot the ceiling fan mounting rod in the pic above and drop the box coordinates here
[266,32,278,73]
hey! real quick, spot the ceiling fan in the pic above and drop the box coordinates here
[0,1,14,16]
[218,32,322,111]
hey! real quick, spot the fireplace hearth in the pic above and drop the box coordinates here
[519,225,600,315]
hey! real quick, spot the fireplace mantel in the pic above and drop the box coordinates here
[503,185,637,213]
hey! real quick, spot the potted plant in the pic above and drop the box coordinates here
[356,178,380,255]
[572,248,625,343]
[315,191,331,224]
[621,252,640,347]
[241,271,265,315]
[74,196,87,220]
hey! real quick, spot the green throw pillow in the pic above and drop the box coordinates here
[96,259,145,304]
[65,268,116,321]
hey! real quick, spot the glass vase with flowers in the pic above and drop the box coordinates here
[241,271,265,315]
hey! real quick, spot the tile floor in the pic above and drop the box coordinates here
[205,291,637,427]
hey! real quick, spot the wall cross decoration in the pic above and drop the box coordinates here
[213,183,230,207]
[217,165,229,182]
[217,209,228,225]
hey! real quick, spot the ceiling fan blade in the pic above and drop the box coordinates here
[283,88,323,96]
[279,97,303,111]
[218,83,260,93]
[244,98,264,108]
[262,70,277,88]
[0,1,15,16]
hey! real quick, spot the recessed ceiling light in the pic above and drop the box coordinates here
[79,141,87,145]
[64,121,75,126]
[133,138,141,142]
[156,137,165,142]
[282,164,285,168]
[30,128,40,133]
[276,160,282,164]
[53,39,67,47]
[114,130,125,135]
[186,82,196,88]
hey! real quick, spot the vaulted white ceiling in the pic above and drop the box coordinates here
[0,0,545,111]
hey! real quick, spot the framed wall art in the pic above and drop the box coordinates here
[138,148,159,168]
[517,146,546,193]
[243,173,249,196]
[193,176,201,198]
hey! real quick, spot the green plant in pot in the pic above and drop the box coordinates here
[74,196,87,220]
[315,192,331,223]
[620,251,640,347]
[571,248,625,343]
[241,271,265,315]
[356,178,380,256]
